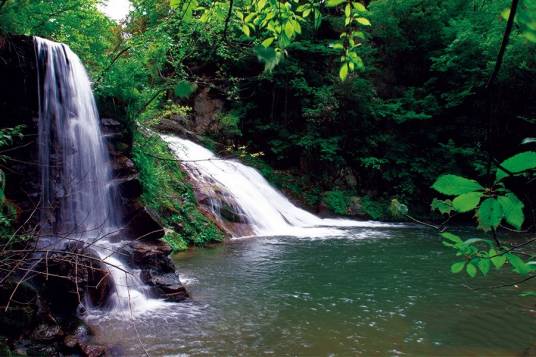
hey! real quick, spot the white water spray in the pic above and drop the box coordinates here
[161,135,394,238]
[34,37,164,315]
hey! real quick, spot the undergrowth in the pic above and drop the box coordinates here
[132,130,224,251]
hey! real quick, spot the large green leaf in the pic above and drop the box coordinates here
[507,253,532,276]
[496,151,536,181]
[441,232,462,244]
[497,193,525,230]
[452,192,483,213]
[432,175,484,196]
[326,0,346,7]
[477,198,503,231]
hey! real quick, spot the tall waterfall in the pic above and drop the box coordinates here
[34,37,160,314]
[161,135,393,238]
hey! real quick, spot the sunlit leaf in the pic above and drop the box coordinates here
[432,175,484,196]
[452,191,483,213]
[496,151,536,181]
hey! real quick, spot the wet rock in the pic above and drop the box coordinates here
[124,207,165,241]
[0,281,38,337]
[116,175,143,199]
[80,342,106,357]
[123,240,174,272]
[31,323,63,342]
[140,270,189,302]
[120,240,189,301]
[111,155,137,177]
[37,241,115,313]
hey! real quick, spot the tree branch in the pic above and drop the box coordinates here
[485,0,520,89]
[223,0,235,43]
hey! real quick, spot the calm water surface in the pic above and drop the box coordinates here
[94,227,536,356]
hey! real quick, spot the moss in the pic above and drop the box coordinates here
[163,230,189,251]
[132,130,224,251]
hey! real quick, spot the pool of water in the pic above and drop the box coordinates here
[93,227,536,355]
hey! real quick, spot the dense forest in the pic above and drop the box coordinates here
[0,0,535,355]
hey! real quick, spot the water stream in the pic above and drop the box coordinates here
[161,135,394,238]
[34,37,159,314]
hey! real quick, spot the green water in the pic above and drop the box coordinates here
[94,227,536,356]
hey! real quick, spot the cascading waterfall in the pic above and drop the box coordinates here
[34,37,162,315]
[161,135,394,238]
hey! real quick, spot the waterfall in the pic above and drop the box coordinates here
[161,135,393,238]
[34,37,162,315]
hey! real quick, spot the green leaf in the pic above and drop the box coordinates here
[174,80,197,98]
[344,3,351,17]
[431,175,484,196]
[284,21,294,38]
[451,261,465,273]
[326,0,346,7]
[441,232,463,244]
[507,253,531,276]
[478,259,491,276]
[466,263,477,278]
[356,17,371,26]
[330,42,344,50]
[431,198,453,215]
[452,192,483,213]
[352,2,366,12]
[496,151,536,181]
[489,249,507,269]
[170,0,181,9]
[477,198,503,231]
[339,62,349,81]
[242,24,251,37]
[497,193,525,230]
[261,37,275,48]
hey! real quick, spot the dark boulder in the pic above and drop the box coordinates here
[124,206,165,242]
[121,240,189,301]
[36,241,115,314]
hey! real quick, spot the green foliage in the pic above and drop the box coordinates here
[163,230,189,251]
[431,162,532,232]
[174,81,198,98]
[389,198,408,218]
[431,175,484,196]
[442,232,535,278]
[132,131,224,248]
[0,126,24,238]
[433,150,535,286]
[323,190,350,215]
[495,151,536,181]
